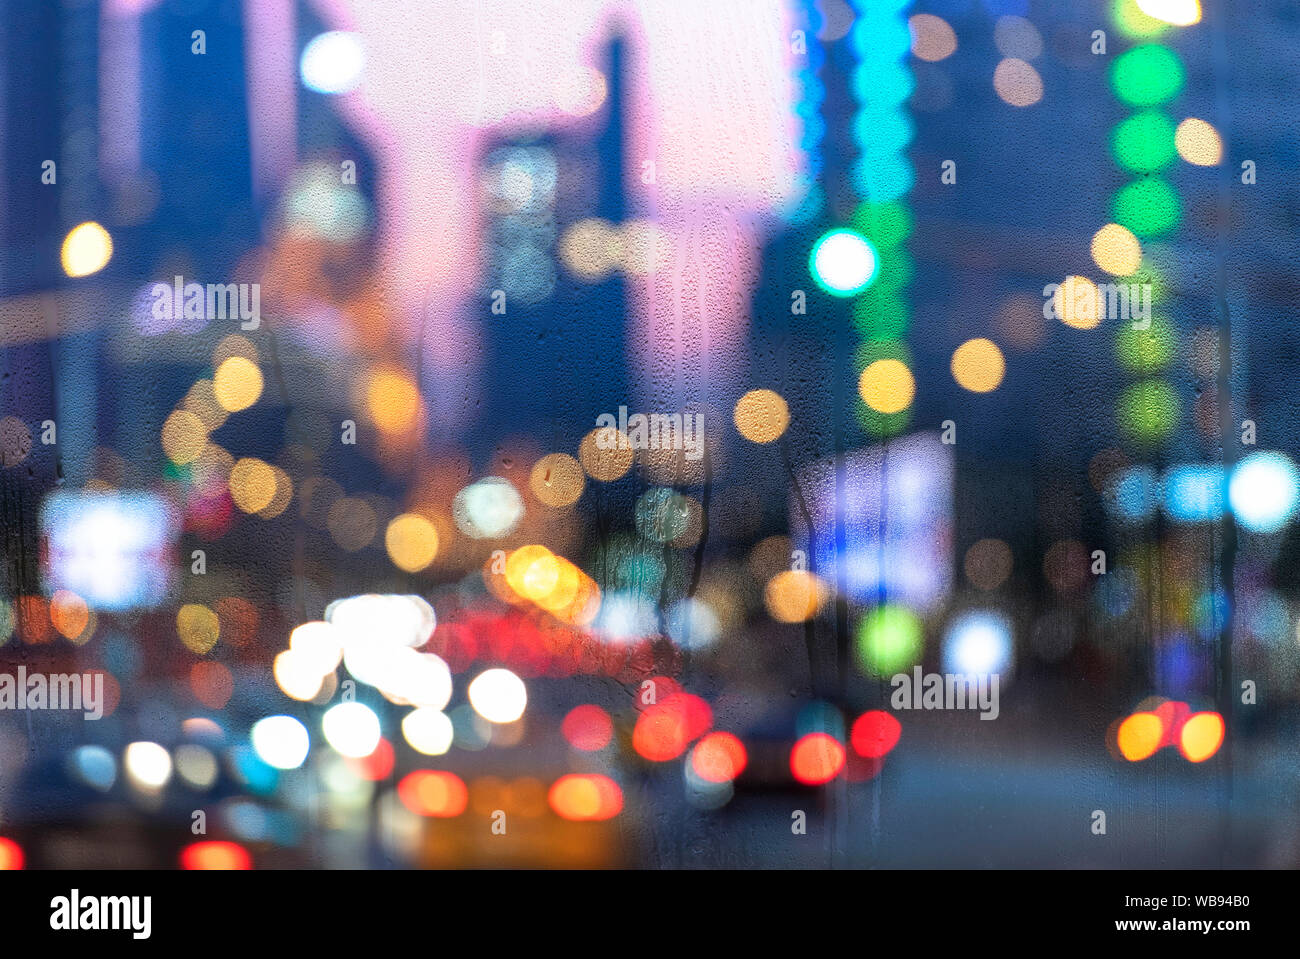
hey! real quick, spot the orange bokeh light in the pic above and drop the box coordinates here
[690,732,748,783]
[632,693,712,762]
[180,841,251,870]
[398,770,469,817]
[548,774,623,821]
[0,837,23,870]
[633,705,687,762]
[1116,712,1164,762]
[1178,712,1225,763]
[49,590,90,640]
[790,732,846,785]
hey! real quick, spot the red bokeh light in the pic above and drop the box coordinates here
[562,705,614,751]
[348,737,395,781]
[850,710,902,759]
[633,692,713,762]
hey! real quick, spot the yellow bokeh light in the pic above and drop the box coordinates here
[177,603,220,654]
[1090,223,1142,276]
[620,220,669,276]
[229,457,277,513]
[1055,275,1102,329]
[534,558,582,613]
[733,389,790,443]
[385,513,440,572]
[161,410,208,465]
[521,554,560,601]
[559,575,601,626]
[858,359,915,414]
[951,338,1006,393]
[1179,712,1224,762]
[993,58,1042,107]
[256,465,294,519]
[530,453,585,507]
[1117,712,1163,761]
[182,379,230,432]
[764,570,826,623]
[366,369,421,435]
[192,443,234,488]
[578,427,634,482]
[61,222,113,277]
[213,356,264,412]
[505,545,554,600]
[559,219,622,282]
[1175,117,1222,166]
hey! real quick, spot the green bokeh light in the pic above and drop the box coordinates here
[1110,45,1185,107]
[851,288,909,339]
[856,403,912,438]
[1116,315,1175,373]
[1118,379,1180,442]
[1111,111,1176,173]
[634,487,691,544]
[1126,258,1168,304]
[1112,178,1181,237]
[854,605,923,676]
[869,249,914,291]
[854,337,913,370]
[850,202,913,249]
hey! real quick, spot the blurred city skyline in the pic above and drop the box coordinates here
[1,0,1297,869]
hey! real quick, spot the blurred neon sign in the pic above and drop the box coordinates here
[40,491,178,611]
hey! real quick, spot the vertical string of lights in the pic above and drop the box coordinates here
[808,0,917,440]
[802,2,917,695]
[1102,1,1196,702]
[1105,3,1190,452]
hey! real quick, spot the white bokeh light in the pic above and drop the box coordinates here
[401,707,455,756]
[251,715,311,770]
[1230,452,1300,534]
[810,229,877,296]
[124,741,172,790]
[942,610,1013,676]
[321,702,381,758]
[300,32,365,95]
[467,668,528,724]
